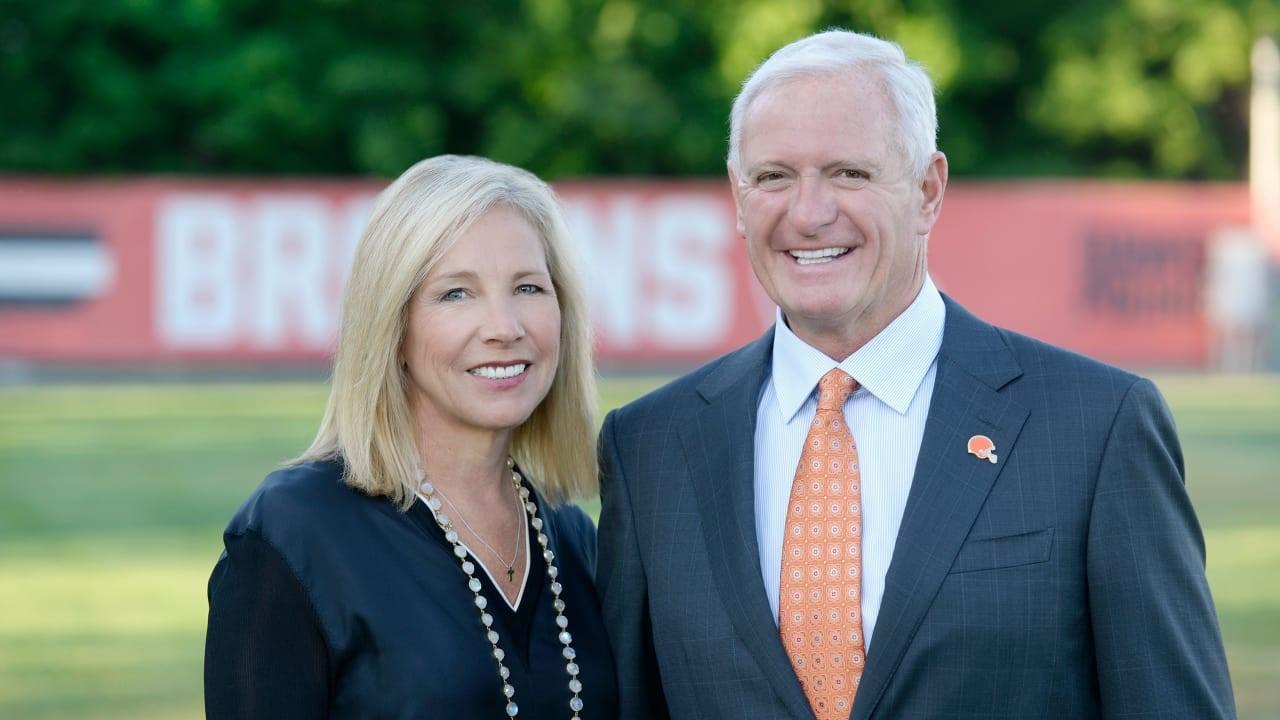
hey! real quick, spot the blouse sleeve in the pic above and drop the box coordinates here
[204,531,331,719]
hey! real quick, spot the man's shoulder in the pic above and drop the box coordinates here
[608,336,769,426]
[998,325,1143,395]
[967,318,1158,423]
[942,296,1143,396]
[611,354,735,419]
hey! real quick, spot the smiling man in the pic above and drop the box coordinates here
[596,29,1235,720]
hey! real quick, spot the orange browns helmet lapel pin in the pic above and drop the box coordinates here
[967,435,998,464]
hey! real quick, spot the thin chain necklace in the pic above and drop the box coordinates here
[433,479,524,582]
[420,458,585,719]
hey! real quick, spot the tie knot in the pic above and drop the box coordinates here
[815,368,857,412]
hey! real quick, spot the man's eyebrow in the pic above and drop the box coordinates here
[745,157,886,175]
[822,158,884,173]
[744,160,792,173]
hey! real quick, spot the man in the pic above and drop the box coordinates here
[596,29,1235,720]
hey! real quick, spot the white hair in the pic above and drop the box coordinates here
[727,29,938,178]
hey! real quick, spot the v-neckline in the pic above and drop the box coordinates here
[454,512,532,611]
[408,493,548,667]
[409,489,546,616]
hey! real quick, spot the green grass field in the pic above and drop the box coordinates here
[1,376,1277,718]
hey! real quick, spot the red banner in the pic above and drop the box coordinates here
[0,178,1250,369]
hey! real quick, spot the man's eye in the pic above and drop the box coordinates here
[755,171,785,184]
[837,169,870,181]
[515,284,545,295]
[438,288,467,302]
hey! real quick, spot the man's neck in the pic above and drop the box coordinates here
[785,277,926,361]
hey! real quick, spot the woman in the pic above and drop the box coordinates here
[204,155,618,719]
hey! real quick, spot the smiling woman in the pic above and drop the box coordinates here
[402,206,563,449]
[203,155,617,719]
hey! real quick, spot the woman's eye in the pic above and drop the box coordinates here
[438,288,468,302]
[515,283,545,295]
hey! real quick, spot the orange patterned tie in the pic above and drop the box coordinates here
[779,368,864,720]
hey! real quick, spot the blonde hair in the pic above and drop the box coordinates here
[296,155,598,508]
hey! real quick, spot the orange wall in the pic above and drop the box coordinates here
[0,178,1250,369]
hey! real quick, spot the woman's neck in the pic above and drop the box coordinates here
[417,428,514,503]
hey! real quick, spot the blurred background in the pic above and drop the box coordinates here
[1,0,1279,717]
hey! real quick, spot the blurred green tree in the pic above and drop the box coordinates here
[0,0,1276,179]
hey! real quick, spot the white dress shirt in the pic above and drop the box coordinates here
[754,275,945,650]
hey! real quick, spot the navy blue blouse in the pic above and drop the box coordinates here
[204,459,618,719]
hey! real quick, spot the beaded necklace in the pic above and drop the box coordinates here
[420,458,585,719]
[433,481,524,583]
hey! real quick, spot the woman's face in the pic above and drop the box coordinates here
[401,206,561,442]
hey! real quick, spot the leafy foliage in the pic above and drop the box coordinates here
[0,0,1276,178]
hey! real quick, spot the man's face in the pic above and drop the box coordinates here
[730,72,945,357]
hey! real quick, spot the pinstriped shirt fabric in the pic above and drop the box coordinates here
[755,275,945,650]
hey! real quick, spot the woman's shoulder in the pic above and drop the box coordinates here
[225,457,376,538]
[539,496,597,553]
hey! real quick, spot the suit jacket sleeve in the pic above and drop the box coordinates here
[1087,378,1236,719]
[596,409,671,720]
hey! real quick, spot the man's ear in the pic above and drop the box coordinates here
[727,163,747,238]
[914,151,949,236]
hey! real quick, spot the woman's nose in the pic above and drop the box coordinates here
[481,298,525,343]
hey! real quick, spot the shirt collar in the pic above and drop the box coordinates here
[770,274,946,422]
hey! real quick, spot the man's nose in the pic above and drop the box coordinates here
[787,174,838,236]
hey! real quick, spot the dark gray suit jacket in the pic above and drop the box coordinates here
[597,297,1235,719]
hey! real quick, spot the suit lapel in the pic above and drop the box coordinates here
[853,298,1029,720]
[681,330,816,720]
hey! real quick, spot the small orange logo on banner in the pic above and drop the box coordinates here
[967,435,998,464]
